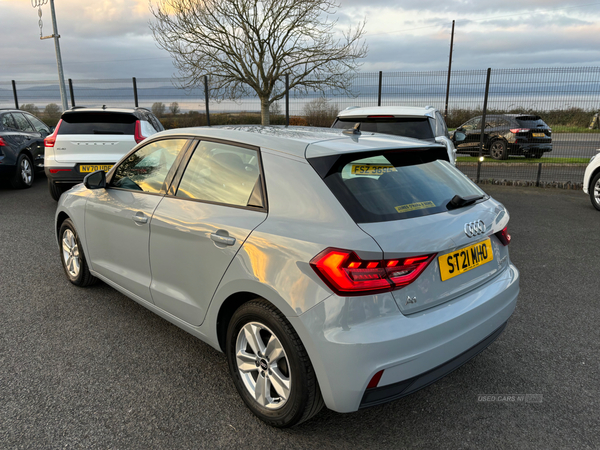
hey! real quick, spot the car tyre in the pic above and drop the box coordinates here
[59,218,98,287]
[10,154,34,189]
[489,140,508,160]
[49,179,67,201]
[226,299,324,428]
[590,172,600,211]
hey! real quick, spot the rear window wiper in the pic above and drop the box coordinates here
[447,194,485,210]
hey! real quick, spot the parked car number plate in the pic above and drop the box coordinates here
[532,132,545,137]
[80,164,113,173]
[438,238,493,281]
[351,164,397,175]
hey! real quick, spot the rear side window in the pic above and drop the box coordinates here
[12,113,35,132]
[515,116,548,128]
[333,118,435,140]
[175,141,263,208]
[58,113,136,135]
[315,151,486,223]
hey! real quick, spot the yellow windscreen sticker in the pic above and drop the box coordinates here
[351,164,397,175]
[395,201,436,213]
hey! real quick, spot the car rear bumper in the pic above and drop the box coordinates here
[510,143,552,154]
[45,164,114,184]
[290,262,519,413]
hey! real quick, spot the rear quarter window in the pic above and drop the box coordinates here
[58,113,136,135]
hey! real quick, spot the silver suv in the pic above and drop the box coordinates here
[44,107,164,200]
[332,106,457,164]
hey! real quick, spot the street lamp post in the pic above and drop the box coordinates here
[33,0,68,112]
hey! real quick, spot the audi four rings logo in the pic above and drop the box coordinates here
[464,220,486,238]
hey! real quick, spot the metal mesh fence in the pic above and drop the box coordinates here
[4,67,600,186]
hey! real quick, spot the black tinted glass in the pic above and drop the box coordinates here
[515,116,548,128]
[317,150,486,223]
[333,118,435,140]
[59,113,136,135]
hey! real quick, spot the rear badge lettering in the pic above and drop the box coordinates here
[406,296,417,305]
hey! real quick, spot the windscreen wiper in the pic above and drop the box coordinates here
[447,194,485,210]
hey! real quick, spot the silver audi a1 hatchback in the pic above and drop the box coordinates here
[55,126,519,427]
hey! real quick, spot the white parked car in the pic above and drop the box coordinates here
[55,126,519,427]
[44,107,164,200]
[332,106,457,164]
[583,149,600,210]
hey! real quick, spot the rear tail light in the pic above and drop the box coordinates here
[134,120,146,144]
[367,115,395,118]
[310,248,436,296]
[509,128,529,134]
[495,227,511,246]
[0,137,7,146]
[44,119,62,148]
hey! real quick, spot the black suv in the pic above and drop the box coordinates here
[452,114,552,159]
[0,108,52,188]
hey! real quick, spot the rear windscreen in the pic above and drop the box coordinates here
[333,118,435,140]
[515,116,548,128]
[315,151,486,223]
[58,113,136,135]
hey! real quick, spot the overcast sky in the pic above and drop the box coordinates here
[2,0,600,83]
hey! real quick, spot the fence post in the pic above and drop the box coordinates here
[204,75,210,127]
[68,79,75,108]
[378,71,383,106]
[285,74,290,127]
[444,20,455,120]
[477,68,492,183]
[536,163,542,187]
[132,77,139,107]
[11,80,18,109]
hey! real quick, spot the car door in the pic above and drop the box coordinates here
[84,138,190,300]
[148,139,268,326]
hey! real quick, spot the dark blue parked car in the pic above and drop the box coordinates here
[0,108,51,188]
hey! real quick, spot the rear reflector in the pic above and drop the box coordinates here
[495,227,511,246]
[367,370,384,389]
[44,119,62,148]
[310,248,435,296]
[49,169,72,174]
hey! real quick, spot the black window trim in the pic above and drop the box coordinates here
[166,137,269,213]
[105,136,195,196]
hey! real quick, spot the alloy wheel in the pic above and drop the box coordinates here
[235,322,291,410]
[62,229,81,278]
[594,178,600,206]
[21,158,32,185]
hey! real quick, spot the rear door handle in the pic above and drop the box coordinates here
[132,213,148,224]
[210,233,236,246]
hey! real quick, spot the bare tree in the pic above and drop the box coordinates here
[152,102,166,118]
[169,102,181,115]
[150,0,367,125]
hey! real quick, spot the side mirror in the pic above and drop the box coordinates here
[454,132,466,142]
[83,170,106,190]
